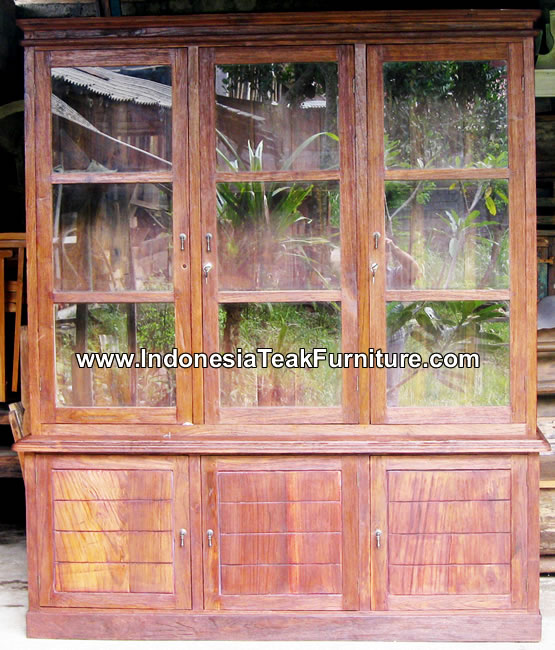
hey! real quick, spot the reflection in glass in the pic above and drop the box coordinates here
[219,303,341,407]
[216,63,338,171]
[53,183,173,291]
[55,303,175,407]
[217,181,340,290]
[52,66,172,172]
[384,61,507,169]
[386,301,509,407]
[385,179,509,290]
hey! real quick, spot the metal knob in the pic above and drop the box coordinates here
[179,528,187,548]
[371,262,379,284]
[375,528,382,549]
[203,263,213,283]
[373,232,381,249]
[207,529,214,548]
[179,233,187,251]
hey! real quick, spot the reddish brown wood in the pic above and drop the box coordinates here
[25,610,542,641]
[52,291,174,303]
[37,455,190,610]
[51,172,173,184]
[382,43,510,62]
[384,168,510,180]
[202,456,358,610]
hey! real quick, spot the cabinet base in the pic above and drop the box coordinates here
[27,610,542,642]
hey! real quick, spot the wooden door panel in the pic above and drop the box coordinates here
[203,456,358,610]
[371,455,527,611]
[39,455,191,609]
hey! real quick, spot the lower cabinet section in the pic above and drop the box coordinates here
[201,456,358,610]
[370,456,527,611]
[37,455,191,609]
[28,452,539,640]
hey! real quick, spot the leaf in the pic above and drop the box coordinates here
[485,195,497,215]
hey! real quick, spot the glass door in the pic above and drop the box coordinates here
[369,44,525,424]
[200,47,358,424]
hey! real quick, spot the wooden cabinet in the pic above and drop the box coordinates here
[371,455,527,611]
[37,455,191,609]
[202,456,358,610]
[16,9,547,643]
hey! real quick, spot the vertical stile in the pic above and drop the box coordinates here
[339,45,359,423]
[188,46,205,424]
[508,42,527,423]
[35,50,56,422]
[199,49,219,423]
[172,49,192,424]
[367,47,387,423]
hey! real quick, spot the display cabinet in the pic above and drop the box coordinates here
[15,10,549,642]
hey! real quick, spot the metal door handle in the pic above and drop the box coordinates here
[373,232,381,249]
[375,529,382,549]
[203,263,213,283]
[371,262,379,284]
[179,233,187,251]
[205,232,213,252]
[207,529,214,548]
[179,528,187,548]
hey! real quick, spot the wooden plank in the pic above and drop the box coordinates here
[529,455,541,610]
[218,470,341,502]
[54,531,173,563]
[55,562,129,593]
[199,48,217,423]
[388,469,511,501]
[25,609,541,641]
[54,500,172,532]
[338,45,359,424]
[355,43,370,424]
[52,469,172,500]
[215,170,340,183]
[54,408,177,424]
[341,455,359,610]
[385,290,510,302]
[50,49,172,67]
[50,172,173,184]
[508,42,527,422]
[214,46,338,64]
[358,456,371,610]
[382,43,509,62]
[389,533,511,565]
[219,407,343,424]
[384,168,509,180]
[172,47,192,425]
[220,532,341,565]
[25,454,39,609]
[387,594,512,611]
[51,291,174,303]
[188,455,203,610]
[389,501,511,534]
[35,49,56,424]
[201,456,220,609]
[389,564,510,595]
[367,46,387,423]
[188,46,204,424]
[221,564,342,595]
[218,290,342,303]
[24,47,41,435]
[511,454,528,609]
[370,456,388,610]
[220,502,342,534]
[524,38,538,431]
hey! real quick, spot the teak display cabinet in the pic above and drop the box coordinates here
[16,10,550,642]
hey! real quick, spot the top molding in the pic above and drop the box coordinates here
[17,10,541,49]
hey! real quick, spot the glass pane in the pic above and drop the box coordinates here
[52,66,172,172]
[55,303,175,407]
[385,179,509,290]
[216,62,338,171]
[384,61,507,169]
[219,302,341,407]
[386,301,509,407]
[218,180,340,290]
[53,183,173,291]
